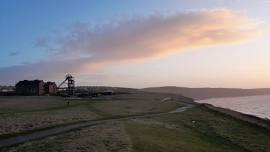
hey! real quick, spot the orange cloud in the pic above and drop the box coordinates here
[56,9,264,63]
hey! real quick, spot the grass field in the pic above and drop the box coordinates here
[0,92,186,136]
[86,93,186,117]
[0,96,71,114]
[0,96,98,136]
[5,121,131,152]
[1,93,270,152]
[126,106,270,152]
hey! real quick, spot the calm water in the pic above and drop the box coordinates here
[196,95,270,119]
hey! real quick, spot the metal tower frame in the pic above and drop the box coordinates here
[58,74,75,96]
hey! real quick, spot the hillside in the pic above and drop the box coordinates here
[142,86,270,99]
[1,94,270,152]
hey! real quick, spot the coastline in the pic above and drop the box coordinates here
[200,103,270,130]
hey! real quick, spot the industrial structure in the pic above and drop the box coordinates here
[16,80,57,96]
[15,74,75,96]
[3,74,119,97]
[58,74,75,96]
[44,82,57,95]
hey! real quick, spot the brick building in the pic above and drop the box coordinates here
[44,82,57,95]
[16,80,57,96]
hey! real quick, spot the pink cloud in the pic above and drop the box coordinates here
[0,9,265,85]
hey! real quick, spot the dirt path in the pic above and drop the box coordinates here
[0,104,194,149]
[169,104,194,113]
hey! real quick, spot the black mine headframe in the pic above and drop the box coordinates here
[58,74,75,96]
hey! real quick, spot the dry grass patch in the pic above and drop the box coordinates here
[0,105,99,136]
[6,121,131,152]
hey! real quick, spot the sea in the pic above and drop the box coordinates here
[196,95,270,120]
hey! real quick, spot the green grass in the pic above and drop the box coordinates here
[0,93,186,136]
[124,106,270,152]
[2,93,270,152]
[0,96,86,114]
[86,102,113,117]
[3,122,130,152]
[155,106,270,152]
[3,104,270,152]
[85,93,185,116]
[125,122,246,152]
[0,96,99,136]
[3,136,65,152]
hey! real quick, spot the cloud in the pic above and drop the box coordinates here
[264,0,270,4]
[56,9,263,61]
[0,9,266,85]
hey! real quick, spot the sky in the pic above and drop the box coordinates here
[0,0,270,88]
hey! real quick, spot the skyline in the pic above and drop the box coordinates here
[0,0,270,88]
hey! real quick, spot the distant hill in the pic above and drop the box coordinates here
[76,86,139,94]
[142,86,270,100]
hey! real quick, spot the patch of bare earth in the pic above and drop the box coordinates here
[63,121,131,152]
[0,106,99,136]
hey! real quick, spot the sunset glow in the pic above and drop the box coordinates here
[0,0,269,88]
